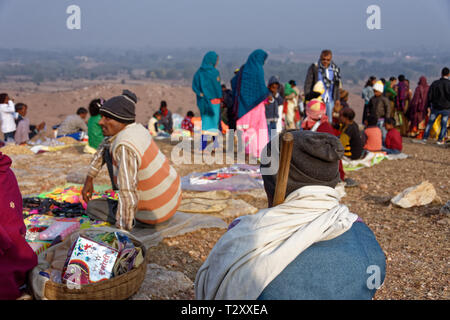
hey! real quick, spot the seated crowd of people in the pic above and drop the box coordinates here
[0,54,448,300]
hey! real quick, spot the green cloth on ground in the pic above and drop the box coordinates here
[342,153,386,172]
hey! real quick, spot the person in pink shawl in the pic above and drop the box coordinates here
[0,152,37,300]
[406,76,429,139]
[231,49,270,159]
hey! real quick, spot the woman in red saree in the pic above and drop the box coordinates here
[394,75,411,136]
[0,152,37,300]
[406,76,429,139]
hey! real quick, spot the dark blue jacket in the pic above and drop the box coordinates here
[258,221,386,300]
[265,76,284,121]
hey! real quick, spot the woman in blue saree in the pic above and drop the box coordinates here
[192,51,223,150]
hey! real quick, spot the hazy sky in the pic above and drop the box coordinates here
[0,0,449,51]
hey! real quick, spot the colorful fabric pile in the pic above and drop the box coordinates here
[36,184,118,210]
[24,214,110,255]
[22,184,118,256]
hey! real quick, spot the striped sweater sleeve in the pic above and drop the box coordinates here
[115,145,139,231]
[87,139,108,178]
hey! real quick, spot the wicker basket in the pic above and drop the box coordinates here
[41,235,147,300]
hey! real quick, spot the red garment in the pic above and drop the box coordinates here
[294,109,300,122]
[0,152,38,300]
[406,76,429,129]
[363,127,382,151]
[385,128,402,151]
[181,117,194,133]
[309,121,346,181]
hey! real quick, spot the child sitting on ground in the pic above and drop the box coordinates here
[339,107,365,160]
[181,111,195,135]
[383,117,403,154]
[363,115,382,152]
[14,103,45,145]
[148,111,162,137]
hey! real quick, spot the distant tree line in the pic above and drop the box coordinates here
[0,48,446,87]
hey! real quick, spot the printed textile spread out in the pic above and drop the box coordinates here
[36,184,118,209]
[342,152,409,172]
[181,164,264,191]
[23,184,117,256]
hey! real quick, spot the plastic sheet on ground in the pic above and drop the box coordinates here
[342,152,408,172]
[178,198,258,218]
[181,164,264,191]
[172,113,183,130]
[130,212,228,248]
[30,143,86,154]
[385,153,409,160]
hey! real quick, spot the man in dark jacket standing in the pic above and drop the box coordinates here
[367,81,391,141]
[421,67,450,145]
[304,50,341,123]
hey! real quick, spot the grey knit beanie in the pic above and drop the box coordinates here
[261,130,344,205]
[100,89,137,123]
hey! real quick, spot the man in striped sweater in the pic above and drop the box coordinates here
[82,90,182,231]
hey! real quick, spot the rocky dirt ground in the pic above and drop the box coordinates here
[2,80,449,300]
[4,137,449,300]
